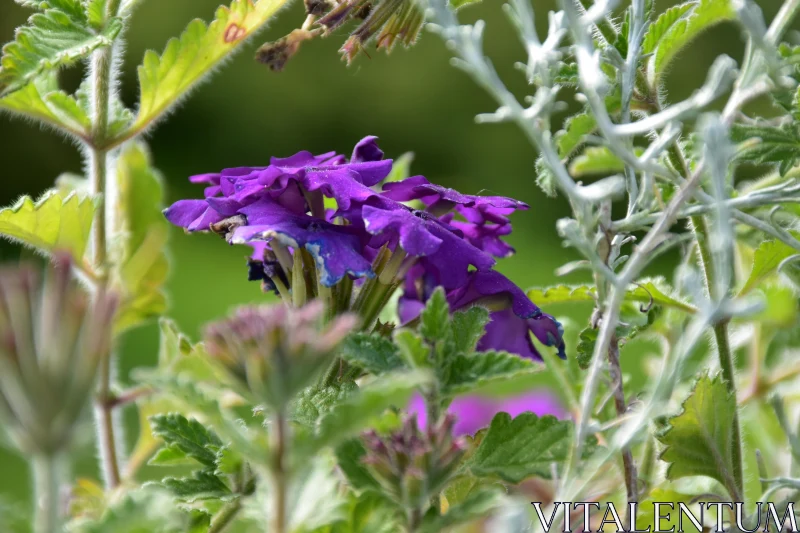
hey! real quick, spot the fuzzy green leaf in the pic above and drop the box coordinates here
[420,287,450,341]
[569,146,624,176]
[0,5,122,94]
[451,306,490,354]
[648,0,735,86]
[641,2,694,54]
[0,190,95,261]
[730,124,800,176]
[657,373,738,496]
[740,235,800,295]
[527,280,696,313]
[341,333,405,375]
[419,487,504,533]
[335,439,381,492]
[469,412,588,483]
[556,112,597,159]
[394,329,429,369]
[161,471,232,502]
[443,351,542,396]
[291,381,359,426]
[127,0,289,141]
[535,155,558,198]
[0,74,90,137]
[80,487,192,533]
[110,143,169,330]
[150,413,223,469]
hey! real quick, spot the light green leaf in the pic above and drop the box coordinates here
[0,5,123,94]
[527,280,696,314]
[341,333,405,375]
[730,124,800,176]
[149,413,223,469]
[0,74,90,138]
[161,471,232,503]
[214,447,244,477]
[443,351,542,396]
[648,0,735,87]
[383,152,414,185]
[308,370,431,455]
[75,78,133,138]
[331,492,401,533]
[740,235,800,295]
[451,307,490,354]
[0,190,95,261]
[419,487,504,533]
[112,142,169,330]
[641,2,694,54]
[80,487,190,533]
[420,287,450,341]
[556,112,597,159]
[291,380,358,426]
[535,155,558,198]
[126,0,289,141]
[449,0,481,9]
[576,327,599,370]
[657,373,739,498]
[335,439,381,492]
[569,146,624,176]
[394,329,429,368]
[469,412,590,483]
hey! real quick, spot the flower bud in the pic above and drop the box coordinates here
[203,301,358,406]
[256,30,315,72]
[0,255,117,455]
[361,414,466,512]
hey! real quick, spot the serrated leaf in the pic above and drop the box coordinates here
[112,142,169,330]
[576,327,599,370]
[128,0,289,139]
[614,9,630,58]
[335,439,381,492]
[740,235,800,295]
[657,373,738,497]
[0,6,123,94]
[394,329,429,368]
[535,155,558,198]
[648,0,735,86]
[214,447,244,477]
[80,488,192,533]
[0,190,95,261]
[150,413,223,468]
[641,2,694,54]
[148,445,196,467]
[308,370,431,455]
[469,412,590,483]
[291,380,358,426]
[730,124,800,176]
[556,112,597,159]
[569,146,624,176]
[451,307,490,354]
[0,74,90,138]
[332,492,401,533]
[443,351,542,396]
[75,78,133,138]
[341,333,405,375]
[419,487,504,533]
[420,287,450,341]
[527,280,696,314]
[161,471,232,502]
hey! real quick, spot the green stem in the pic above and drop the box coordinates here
[208,499,243,533]
[32,454,65,533]
[271,408,288,533]
[767,0,800,44]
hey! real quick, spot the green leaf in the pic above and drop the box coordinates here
[394,329,429,368]
[419,487,504,533]
[335,439,381,492]
[730,124,800,176]
[308,370,431,455]
[75,78,133,138]
[740,235,800,295]
[80,487,192,533]
[641,2,694,54]
[469,412,588,483]
[535,155,558,198]
[332,492,402,533]
[527,280,696,314]
[148,446,196,467]
[443,351,542,396]
[0,190,95,261]
[614,9,630,58]
[111,142,169,330]
[383,152,414,185]
[420,287,450,341]
[449,0,481,8]
[576,327,599,370]
[0,5,123,94]
[451,307,490,354]
[127,0,289,141]
[149,413,223,469]
[657,373,739,497]
[161,471,232,502]
[569,146,625,176]
[0,74,90,138]
[341,333,405,375]
[648,0,736,87]
[556,112,597,159]
[214,446,244,477]
[291,380,359,426]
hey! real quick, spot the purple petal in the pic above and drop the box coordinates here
[448,270,539,318]
[163,199,208,228]
[351,135,384,163]
[383,176,529,210]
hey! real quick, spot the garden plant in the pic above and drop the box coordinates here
[1,0,800,531]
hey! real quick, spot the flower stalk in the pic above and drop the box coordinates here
[32,453,66,533]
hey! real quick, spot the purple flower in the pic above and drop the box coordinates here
[408,390,566,436]
[382,175,529,213]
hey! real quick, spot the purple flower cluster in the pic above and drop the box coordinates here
[164,136,565,361]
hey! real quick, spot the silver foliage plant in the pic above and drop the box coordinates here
[1,0,800,532]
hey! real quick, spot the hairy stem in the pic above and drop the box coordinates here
[89,1,123,491]
[271,408,288,533]
[208,499,243,533]
[767,0,800,44]
[607,335,638,518]
[32,454,64,533]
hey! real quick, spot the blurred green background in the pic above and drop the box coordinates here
[0,0,792,520]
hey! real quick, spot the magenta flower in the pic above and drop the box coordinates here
[408,390,566,436]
